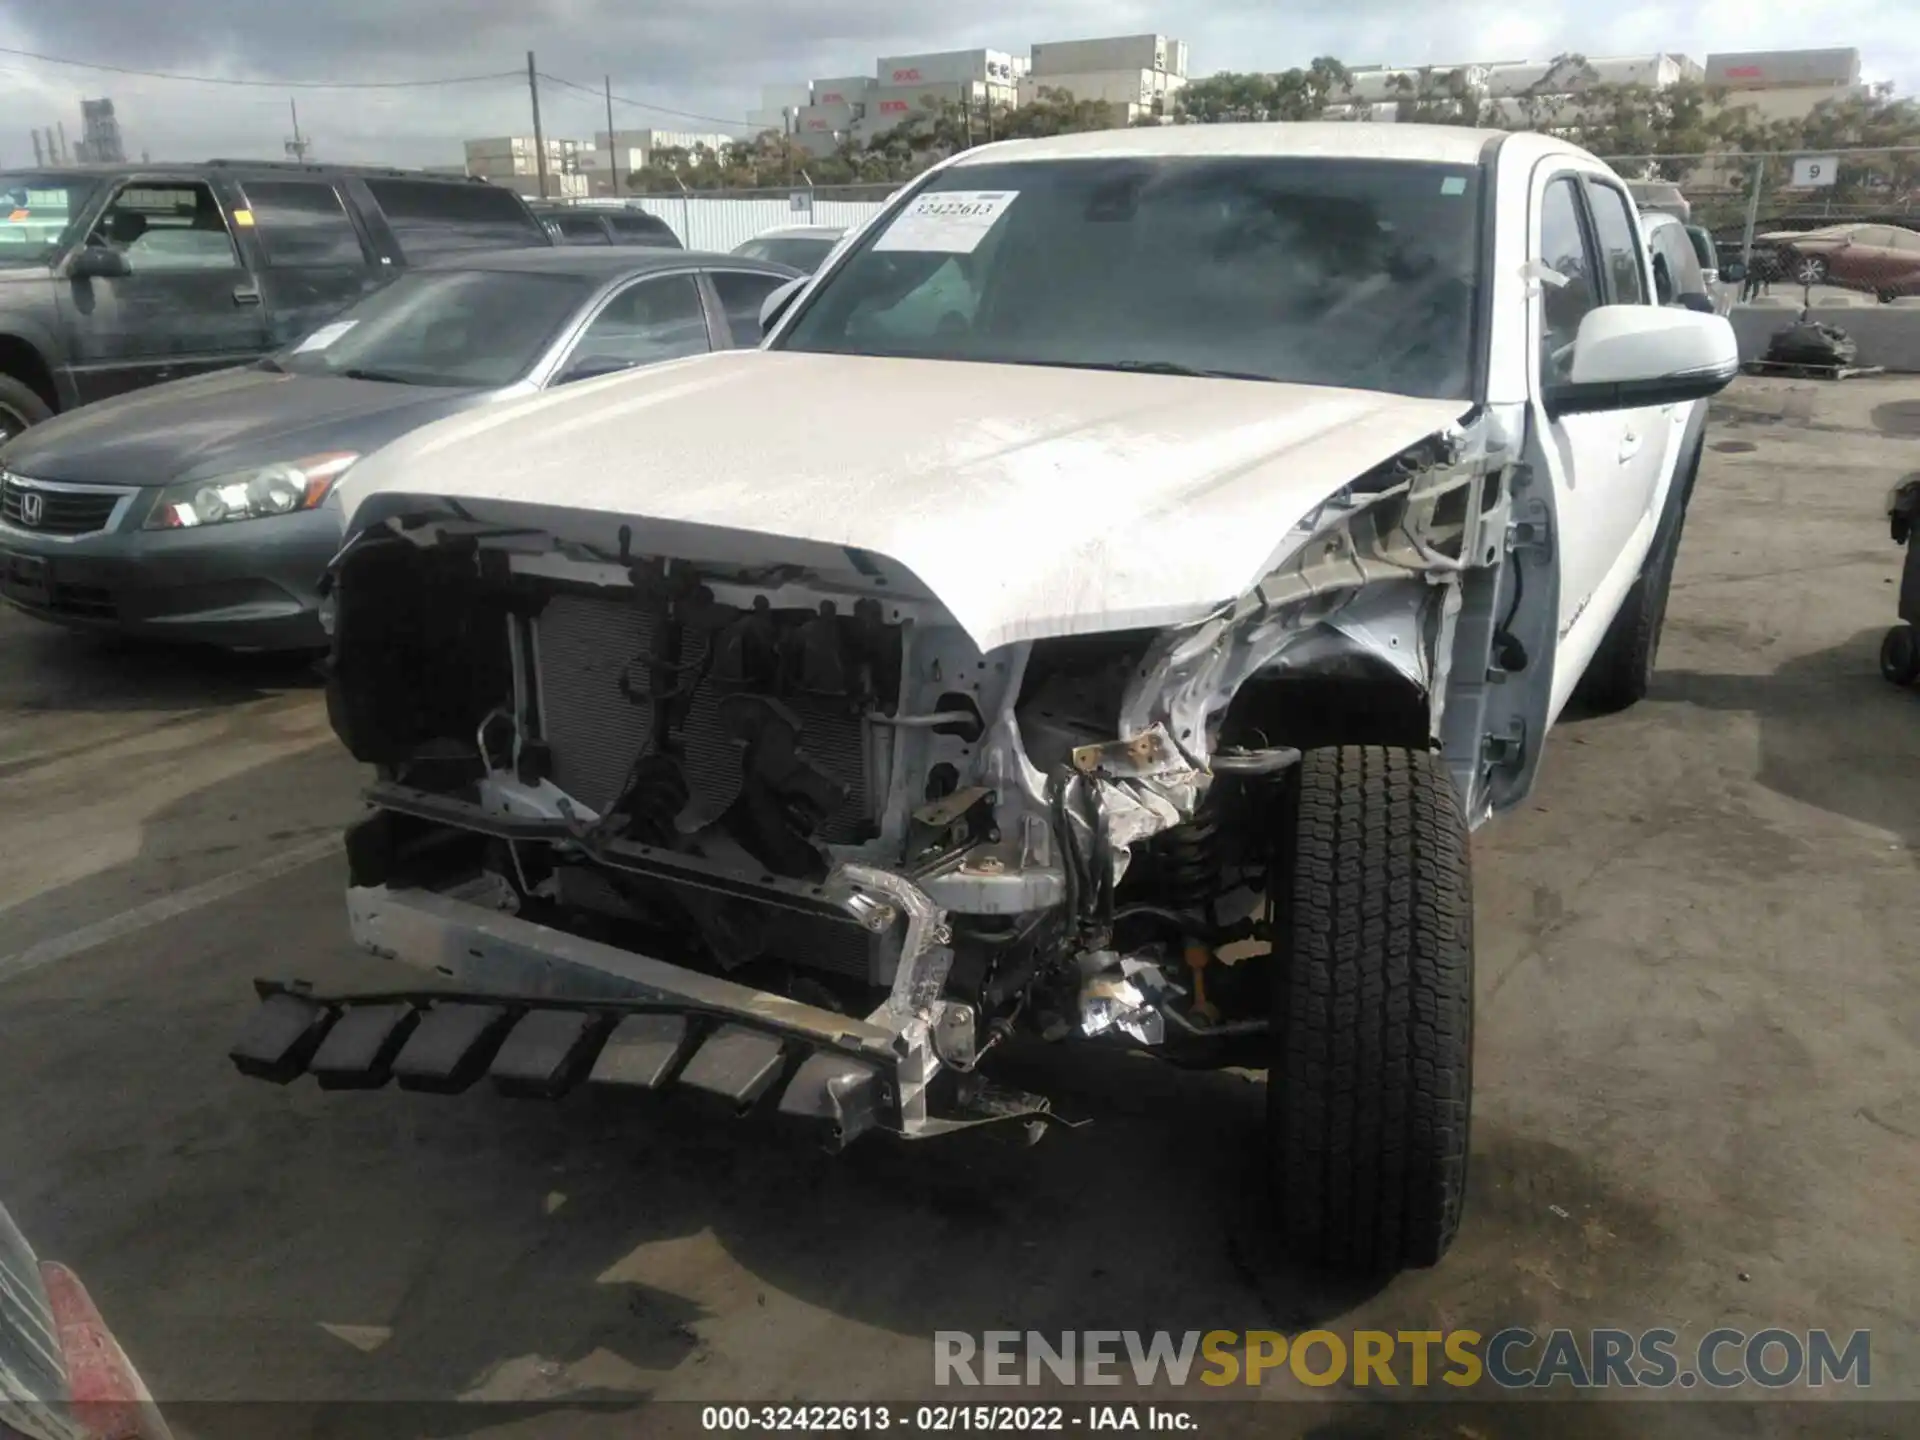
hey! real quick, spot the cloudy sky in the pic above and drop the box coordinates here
[0,0,1911,170]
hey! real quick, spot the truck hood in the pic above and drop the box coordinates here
[0,367,482,486]
[341,350,1468,653]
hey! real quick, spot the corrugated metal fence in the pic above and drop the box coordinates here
[616,192,892,252]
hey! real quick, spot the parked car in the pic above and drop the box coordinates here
[227,123,1737,1278]
[0,248,799,649]
[1641,209,1741,316]
[731,224,846,273]
[0,161,553,442]
[1760,221,1920,298]
[531,203,682,249]
[1,1202,172,1440]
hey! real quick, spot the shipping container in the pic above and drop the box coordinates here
[811,76,874,106]
[760,83,814,110]
[1703,48,1860,90]
[875,49,1017,87]
[1018,69,1168,107]
[796,102,862,132]
[1340,65,1489,103]
[1481,53,1687,98]
[1028,35,1172,77]
[579,148,648,173]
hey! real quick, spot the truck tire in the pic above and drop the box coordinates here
[0,374,52,442]
[1576,443,1702,714]
[1268,745,1473,1275]
[1881,625,1919,687]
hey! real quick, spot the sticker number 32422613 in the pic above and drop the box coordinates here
[871,190,1020,254]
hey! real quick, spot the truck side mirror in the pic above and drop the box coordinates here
[68,246,132,281]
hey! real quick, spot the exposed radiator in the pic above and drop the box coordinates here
[531,594,878,844]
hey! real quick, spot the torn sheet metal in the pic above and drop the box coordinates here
[1077,951,1176,1045]
[1116,424,1506,789]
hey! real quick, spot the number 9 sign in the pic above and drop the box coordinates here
[1790,155,1839,188]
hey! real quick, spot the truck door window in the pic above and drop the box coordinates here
[242,180,368,267]
[1537,177,1600,382]
[1585,182,1648,304]
[92,181,238,272]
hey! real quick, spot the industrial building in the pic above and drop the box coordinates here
[1322,48,1864,126]
[1701,48,1865,120]
[579,128,732,193]
[75,99,125,165]
[762,33,1188,154]
[26,97,129,167]
[462,136,590,199]
[1021,33,1189,123]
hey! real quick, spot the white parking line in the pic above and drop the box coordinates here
[0,834,340,987]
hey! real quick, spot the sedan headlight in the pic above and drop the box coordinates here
[145,452,358,529]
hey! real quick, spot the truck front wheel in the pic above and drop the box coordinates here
[1268,745,1474,1274]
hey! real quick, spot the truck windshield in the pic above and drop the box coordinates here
[0,174,100,266]
[778,155,1483,400]
[274,268,592,388]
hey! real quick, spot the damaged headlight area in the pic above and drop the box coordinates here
[237,416,1524,1152]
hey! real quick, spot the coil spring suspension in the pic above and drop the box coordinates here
[1159,812,1224,914]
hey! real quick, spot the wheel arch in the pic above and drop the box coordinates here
[0,328,65,413]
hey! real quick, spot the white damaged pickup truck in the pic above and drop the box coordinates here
[229,123,1738,1275]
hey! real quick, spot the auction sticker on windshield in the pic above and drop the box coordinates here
[295,320,358,353]
[872,191,1018,254]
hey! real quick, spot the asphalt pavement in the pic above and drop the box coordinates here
[2,376,1918,1438]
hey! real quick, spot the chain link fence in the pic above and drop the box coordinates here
[1601,144,1920,303]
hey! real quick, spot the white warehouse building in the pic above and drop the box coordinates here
[751,32,1189,150]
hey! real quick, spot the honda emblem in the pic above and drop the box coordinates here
[17,488,42,527]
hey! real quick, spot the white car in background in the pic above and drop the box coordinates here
[228,124,1738,1279]
[731,223,847,273]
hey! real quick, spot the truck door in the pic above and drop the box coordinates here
[55,175,271,404]
[1580,177,1674,522]
[1528,170,1664,720]
[235,176,383,349]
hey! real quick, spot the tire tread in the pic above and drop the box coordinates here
[1270,745,1473,1273]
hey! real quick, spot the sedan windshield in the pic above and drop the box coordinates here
[736,235,838,272]
[276,268,592,387]
[0,174,100,267]
[779,156,1483,400]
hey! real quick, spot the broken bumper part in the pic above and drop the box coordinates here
[229,885,1058,1147]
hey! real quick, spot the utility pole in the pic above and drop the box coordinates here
[1739,156,1766,268]
[30,130,42,166]
[527,51,549,201]
[285,98,311,162]
[604,76,619,197]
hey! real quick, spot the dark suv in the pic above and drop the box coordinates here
[531,203,682,249]
[0,160,551,438]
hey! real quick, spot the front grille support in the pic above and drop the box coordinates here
[0,472,138,539]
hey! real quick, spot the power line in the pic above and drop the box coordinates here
[538,71,750,129]
[0,43,521,90]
